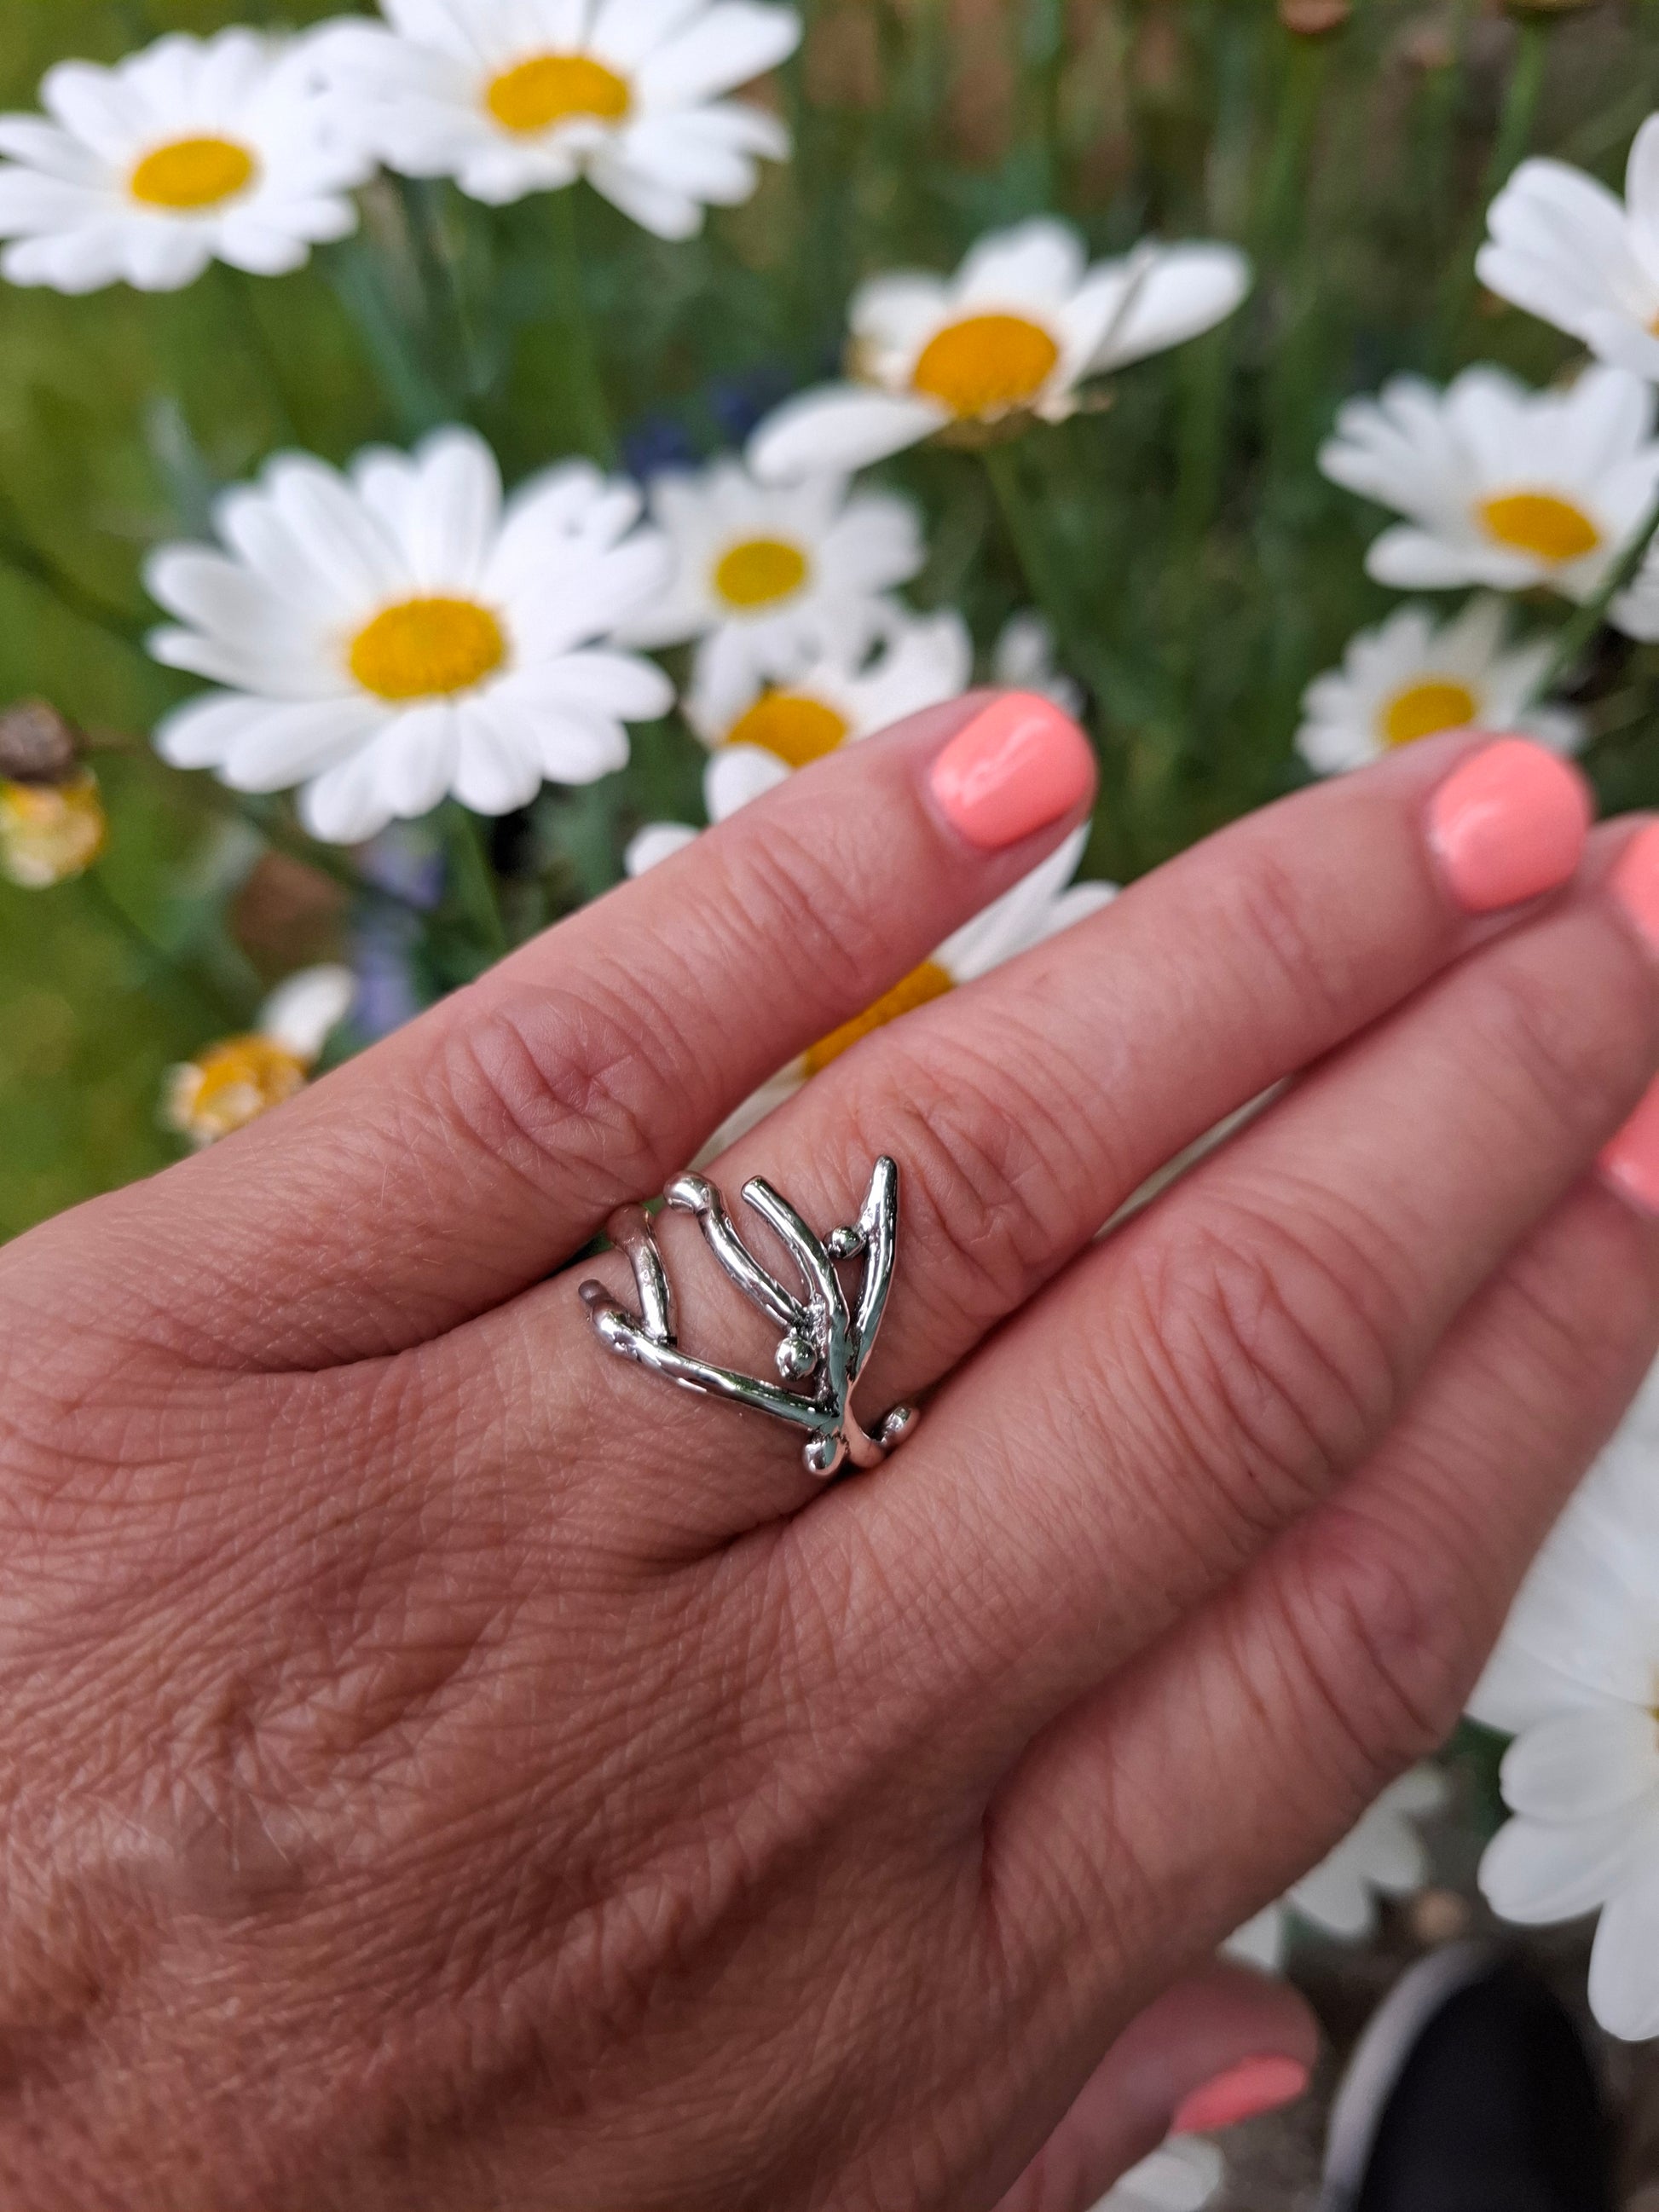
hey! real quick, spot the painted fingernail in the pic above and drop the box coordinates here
[1426,738,1592,915]
[1601,1078,1659,1216]
[929,692,1095,851]
[1171,2055,1310,2138]
[1613,822,1659,958]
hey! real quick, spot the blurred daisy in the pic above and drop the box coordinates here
[749,217,1250,481]
[147,428,673,846]
[0,31,370,294]
[166,964,356,1146]
[633,823,1114,1149]
[623,458,926,697]
[1478,118,1659,382]
[991,609,1084,719]
[1096,2138,1223,2212]
[1224,1767,1448,1973]
[313,0,799,240]
[0,771,107,887]
[1296,598,1584,776]
[1319,365,1659,635]
[1474,1360,1659,2042]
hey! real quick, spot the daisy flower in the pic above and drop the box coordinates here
[0,31,370,295]
[1473,1359,1659,2042]
[1099,2139,1224,2212]
[633,818,1114,1149]
[749,217,1250,481]
[622,457,926,699]
[166,965,356,1147]
[1478,118,1659,382]
[311,0,800,240]
[1318,365,1659,636]
[1224,1767,1448,1974]
[1295,598,1584,776]
[0,771,107,888]
[991,609,1084,719]
[147,427,673,846]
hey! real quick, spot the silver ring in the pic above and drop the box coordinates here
[579,1156,919,1481]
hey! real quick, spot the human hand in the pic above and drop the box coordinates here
[3,693,1656,2210]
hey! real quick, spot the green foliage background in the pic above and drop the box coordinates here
[6,0,1659,1239]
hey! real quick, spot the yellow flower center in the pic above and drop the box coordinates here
[0,773,107,888]
[129,136,258,211]
[168,1037,308,1146]
[804,960,954,1075]
[911,313,1061,419]
[1380,679,1479,749]
[1478,491,1603,565]
[350,597,507,702]
[486,54,632,135]
[725,691,851,767]
[713,538,810,611]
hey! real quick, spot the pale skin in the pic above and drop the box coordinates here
[3,696,1658,2210]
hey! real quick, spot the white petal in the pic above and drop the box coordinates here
[1092,242,1251,371]
[260,965,356,1060]
[625,820,698,875]
[373,701,462,817]
[1588,1867,1659,2041]
[1501,1709,1659,1823]
[749,384,948,481]
[634,3,801,108]
[453,701,543,814]
[1480,1802,1654,1925]
[705,740,790,820]
[222,696,387,789]
[584,147,702,238]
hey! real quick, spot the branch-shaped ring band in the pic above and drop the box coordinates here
[579,1157,918,1480]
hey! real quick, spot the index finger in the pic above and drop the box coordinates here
[24,694,1096,1367]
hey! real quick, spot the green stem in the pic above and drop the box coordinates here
[400,179,491,411]
[442,804,509,961]
[548,188,615,465]
[217,265,303,445]
[329,231,451,442]
[1437,14,1551,364]
[79,866,245,1029]
[1529,488,1659,707]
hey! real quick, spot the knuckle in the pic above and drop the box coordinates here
[1215,842,1361,1036]
[708,811,899,1019]
[435,973,691,1208]
[1272,1500,1473,1793]
[845,1035,1082,1335]
[1124,1201,1408,1541]
[1478,924,1657,1152]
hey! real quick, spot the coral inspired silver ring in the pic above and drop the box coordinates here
[580,1157,919,1481]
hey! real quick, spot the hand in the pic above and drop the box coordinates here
[3,694,1656,2212]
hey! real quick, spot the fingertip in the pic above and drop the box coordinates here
[928,691,1097,852]
[1425,736,1593,916]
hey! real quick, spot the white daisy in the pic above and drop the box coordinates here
[1478,118,1659,382]
[991,609,1084,719]
[1318,364,1659,637]
[1295,598,1584,776]
[165,964,356,1146]
[1090,2138,1224,2212]
[312,0,799,240]
[0,31,370,295]
[626,609,970,869]
[622,456,926,700]
[631,823,1114,1150]
[749,217,1251,481]
[1223,1767,1448,1974]
[1473,1359,1659,2043]
[147,427,673,846]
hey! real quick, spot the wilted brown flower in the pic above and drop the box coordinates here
[0,699,81,786]
[0,772,107,888]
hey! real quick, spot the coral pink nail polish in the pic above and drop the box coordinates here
[1426,739,1592,915]
[1613,822,1659,957]
[1601,1078,1659,1216]
[1171,2055,1311,2138]
[929,692,1095,851]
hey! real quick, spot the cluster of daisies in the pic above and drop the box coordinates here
[1297,118,1659,776]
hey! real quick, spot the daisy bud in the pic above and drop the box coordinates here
[0,772,107,888]
[165,966,356,1146]
[0,699,82,785]
[1278,0,1352,32]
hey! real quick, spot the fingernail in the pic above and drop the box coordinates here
[1612,823,1659,958]
[929,692,1095,851]
[1171,2055,1310,2137]
[1601,1078,1659,1216]
[1426,739,1592,915]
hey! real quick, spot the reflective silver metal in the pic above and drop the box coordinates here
[579,1156,918,1480]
